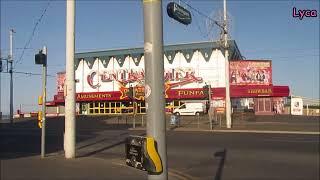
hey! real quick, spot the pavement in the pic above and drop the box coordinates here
[0,114,319,180]
[1,155,146,180]
[126,113,320,134]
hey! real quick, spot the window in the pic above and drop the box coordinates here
[179,104,186,109]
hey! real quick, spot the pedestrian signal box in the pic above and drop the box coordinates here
[125,135,163,174]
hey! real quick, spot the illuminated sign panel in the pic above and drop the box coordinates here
[167,2,192,25]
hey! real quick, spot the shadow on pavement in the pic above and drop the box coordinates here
[77,132,146,158]
[77,140,126,158]
[214,149,227,180]
[0,115,134,160]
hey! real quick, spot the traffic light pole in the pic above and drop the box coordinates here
[143,0,168,179]
[41,46,47,158]
[0,43,2,121]
[0,59,1,122]
[133,87,136,129]
[208,85,212,130]
[9,29,14,124]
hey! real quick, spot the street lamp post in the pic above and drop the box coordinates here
[65,0,76,159]
[223,0,232,128]
[143,0,168,179]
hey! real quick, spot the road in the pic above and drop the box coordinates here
[0,116,319,180]
[165,132,319,180]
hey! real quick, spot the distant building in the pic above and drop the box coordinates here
[48,40,289,115]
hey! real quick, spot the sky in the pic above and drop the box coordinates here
[0,0,319,114]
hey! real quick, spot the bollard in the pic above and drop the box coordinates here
[197,114,200,129]
[141,115,144,127]
[133,114,136,129]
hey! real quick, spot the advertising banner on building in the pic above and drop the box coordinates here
[57,72,66,93]
[229,60,272,86]
[291,97,303,115]
[273,97,285,114]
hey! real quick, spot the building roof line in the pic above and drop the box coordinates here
[75,40,241,60]
[76,40,227,54]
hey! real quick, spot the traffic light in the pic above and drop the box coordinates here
[167,2,192,25]
[35,50,47,65]
[0,60,2,72]
[127,86,134,99]
[203,84,209,99]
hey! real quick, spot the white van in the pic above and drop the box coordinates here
[173,102,206,116]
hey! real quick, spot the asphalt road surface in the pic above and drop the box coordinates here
[165,132,319,180]
[0,116,319,180]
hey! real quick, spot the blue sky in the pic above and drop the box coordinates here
[1,0,319,114]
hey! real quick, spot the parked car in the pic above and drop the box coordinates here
[173,102,206,116]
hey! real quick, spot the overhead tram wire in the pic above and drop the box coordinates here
[14,0,51,67]
[0,48,35,52]
[192,10,210,39]
[2,71,55,78]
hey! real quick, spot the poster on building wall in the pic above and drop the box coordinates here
[273,97,285,114]
[291,97,303,115]
[229,60,272,86]
[57,72,66,93]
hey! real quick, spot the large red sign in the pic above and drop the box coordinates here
[212,86,289,98]
[229,60,272,86]
[53,86,289,103]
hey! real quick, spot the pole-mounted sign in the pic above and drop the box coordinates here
[167,2,192,25]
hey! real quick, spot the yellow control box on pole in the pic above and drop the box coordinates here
[145,137,163,173]
[38,95,43,105]
[38,111,42,128]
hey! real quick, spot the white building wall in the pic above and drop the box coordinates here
[75,49,226,93]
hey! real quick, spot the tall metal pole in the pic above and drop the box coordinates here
[9,29,14,124]
[65,0,76,159]
[0,47,2,121]
[143,0,167,179]
[41,46,47,158]
[133,87,136,129]
[224,0,232,128]
[208,84,212,130]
